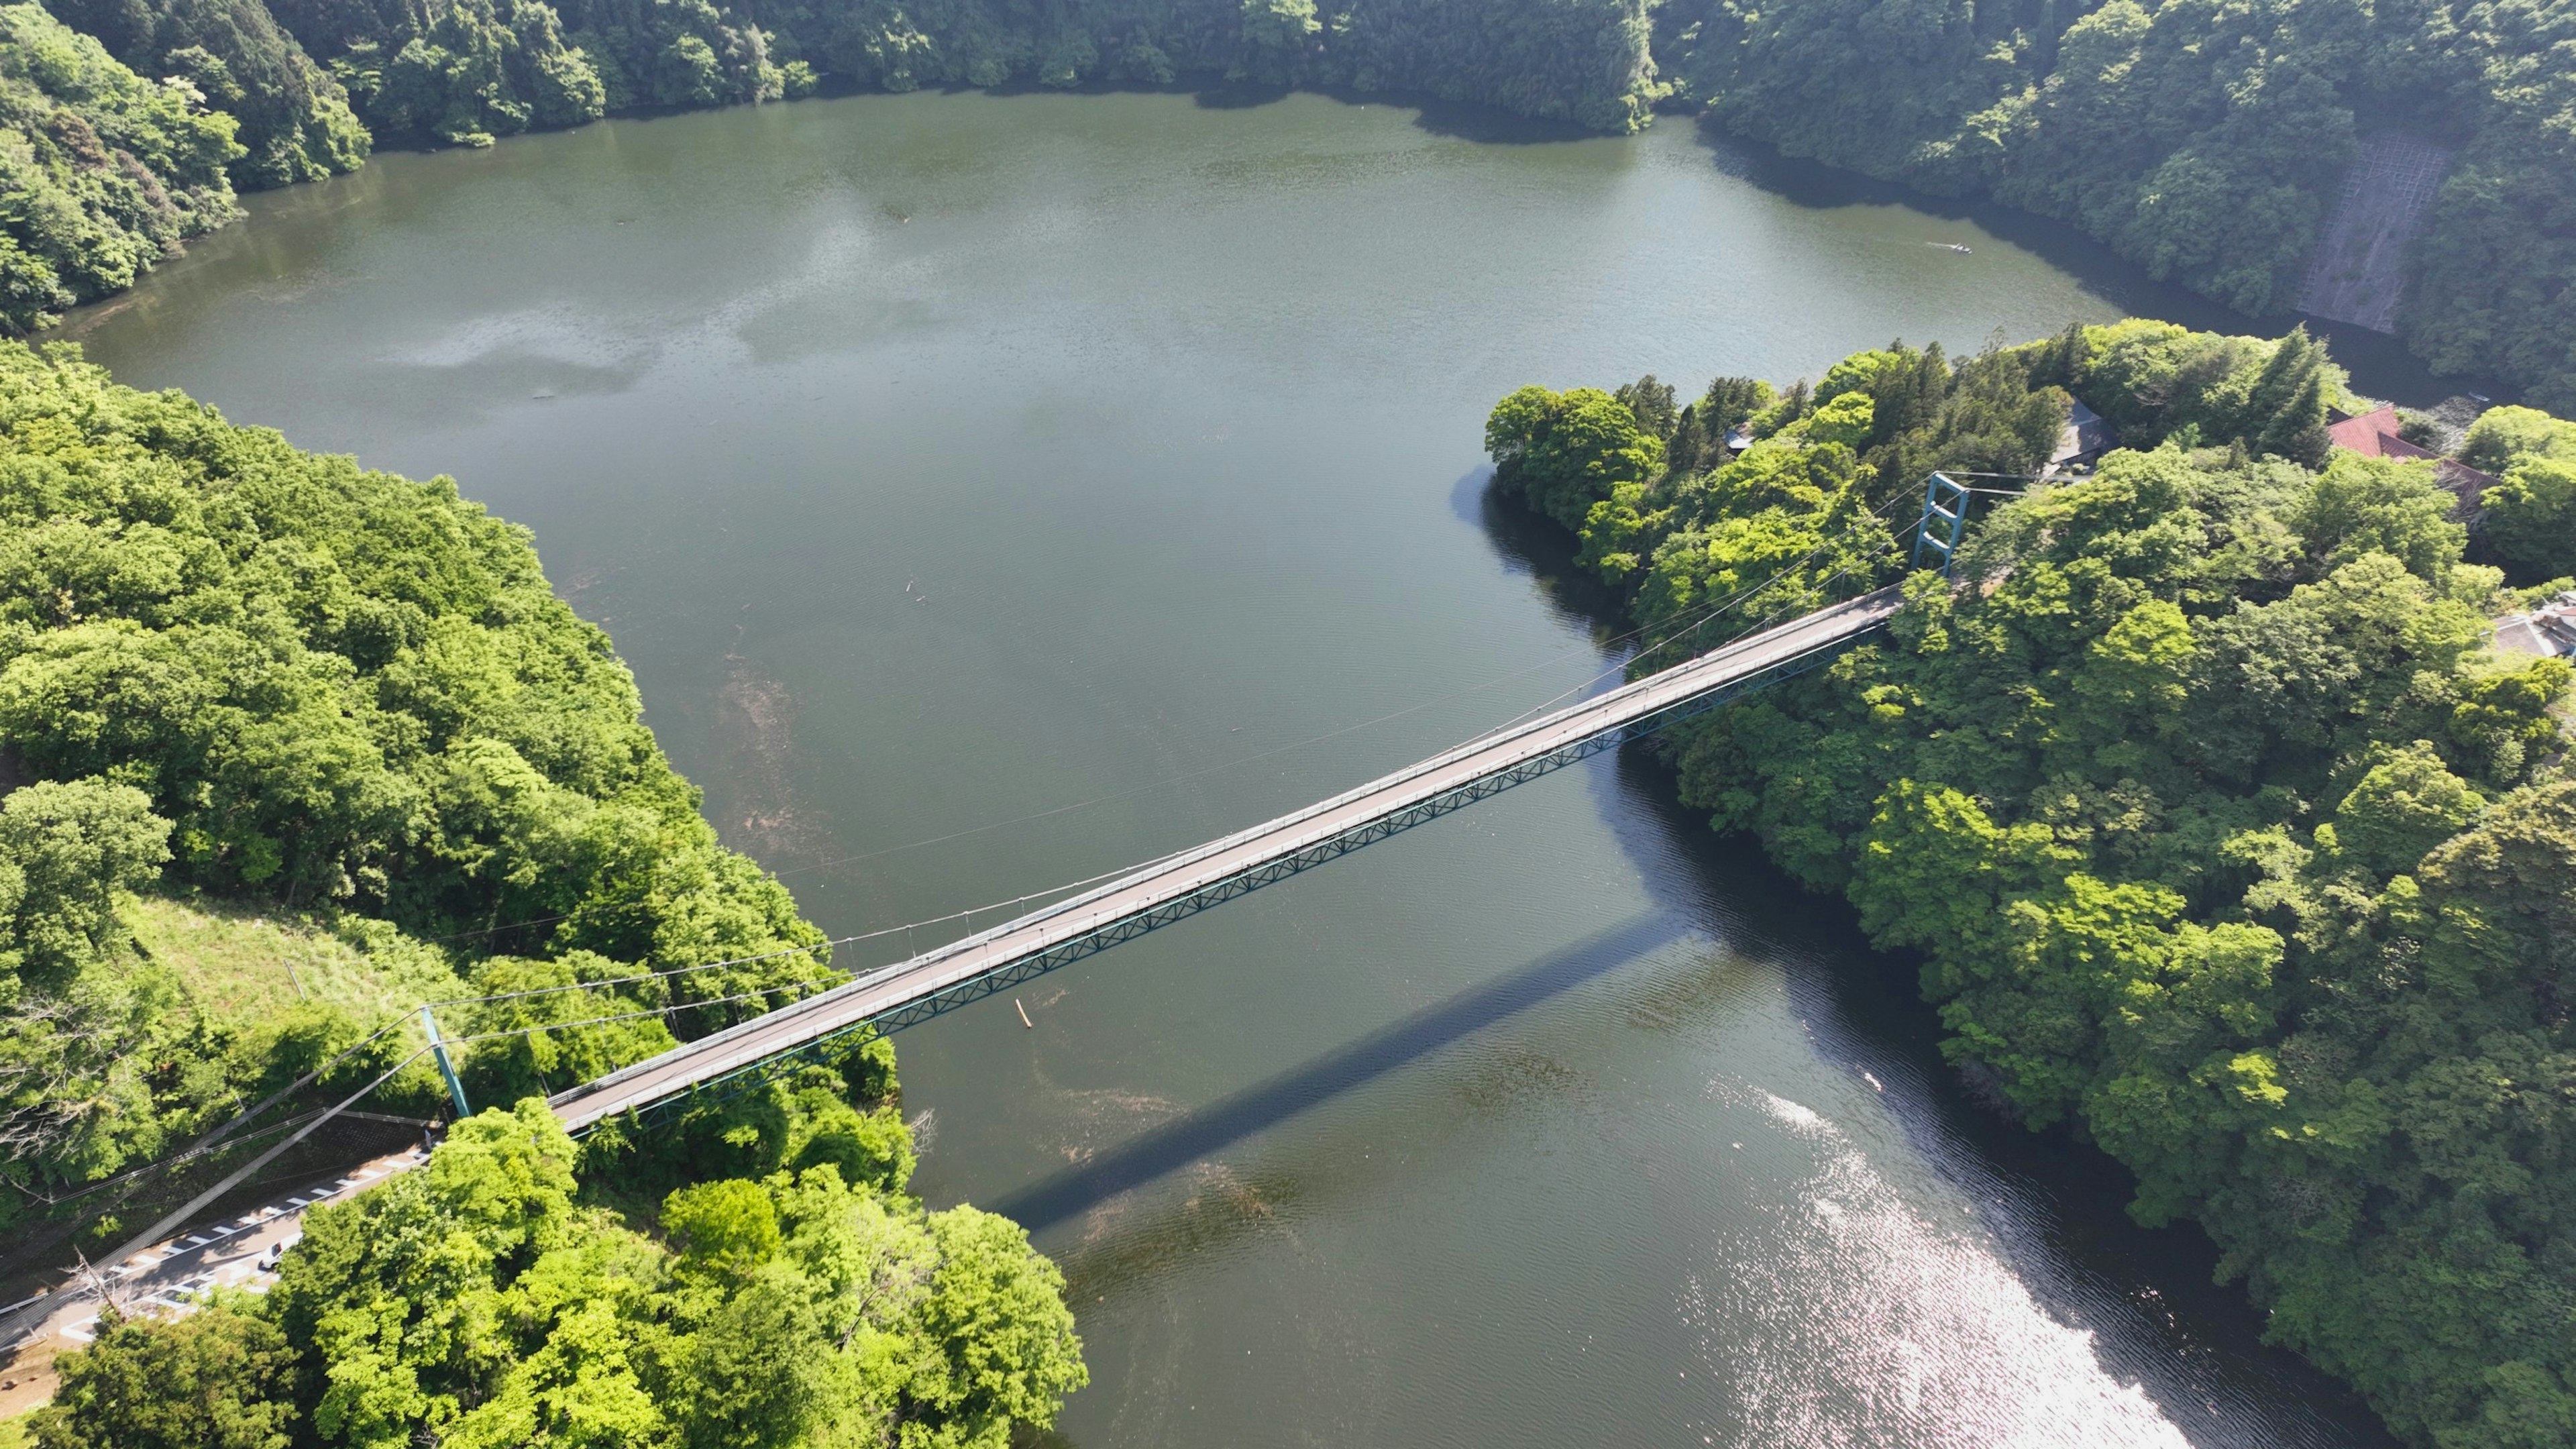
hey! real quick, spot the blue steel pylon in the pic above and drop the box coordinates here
[419,1004,470,1120]
[1912,472,1970,575]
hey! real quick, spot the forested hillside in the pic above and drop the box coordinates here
[1654,0,2576,411]
[46,0,364,184]
[0,339,838,1195]
[252,0,1651,145]
[0,339,1087,1443]
[1487,322,2576,1448]
[0,0,2571,407]
[0,5,242,331]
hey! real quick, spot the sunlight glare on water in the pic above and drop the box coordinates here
[1686,1086,2189,1447]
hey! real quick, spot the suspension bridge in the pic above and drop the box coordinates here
[541,484,1972,1132]
[547,579,1909,1131]
[545,473,1972,1131]
[11,476,1976,1359]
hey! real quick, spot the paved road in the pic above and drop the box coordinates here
[551,585,1903,1132]
[1,1145,428,1414]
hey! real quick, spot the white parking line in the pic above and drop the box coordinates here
[41,1144,432,1355]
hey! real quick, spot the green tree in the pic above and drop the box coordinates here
[1803,390,1873,449]
[1612,374,1678,438]
[2296,455,2465,582]
[267,1100,585,1445]
[2462,407,2576,476]
[907,1206,1089,1449]
[664,1177,780,1275]
[1485,384,1666,532]
[2327,742,2485,877]
[2481,455,2576,580]
[0,775,170,983]
[2239,327,2331,466]
[30,1299,299,1449]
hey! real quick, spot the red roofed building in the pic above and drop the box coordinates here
[2324,404,2502,523]
[2326,405,2438,460]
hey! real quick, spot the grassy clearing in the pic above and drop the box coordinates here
[125,895,467,1031]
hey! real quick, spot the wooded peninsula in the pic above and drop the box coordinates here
[1487,320,2576,1449]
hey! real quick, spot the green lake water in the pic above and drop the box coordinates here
[69,89,2400,1447]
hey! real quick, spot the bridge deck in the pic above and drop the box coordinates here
[551,586,1903,1132]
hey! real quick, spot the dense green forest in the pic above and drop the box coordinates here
[256,0,1654,143]
[46,0,365,184]
[1,0,2569,405]
[1652,0,2576,411]
[0,4,243,331]
[29,1105,1087,1449]
[0,338,1085,1444]
[1487,321,2576,1448]
[0,337,837,1194]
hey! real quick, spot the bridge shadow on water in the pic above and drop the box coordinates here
[985,474,1678,1234]
[987,912,1684,1232]
[1006,472,2394,1446]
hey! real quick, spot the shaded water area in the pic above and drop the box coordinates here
[69,89,2402,1446]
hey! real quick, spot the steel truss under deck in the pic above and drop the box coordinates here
[614,632,1866,1130]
